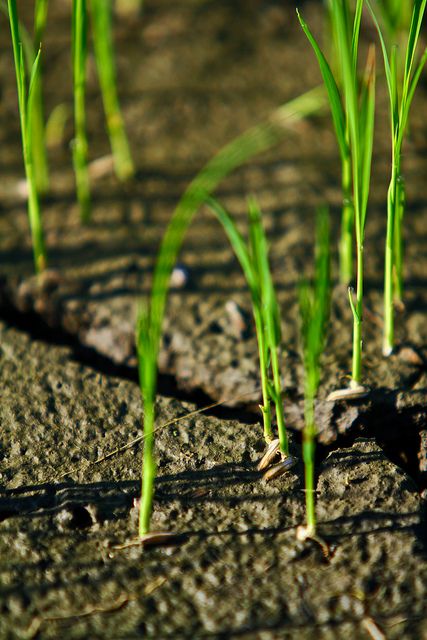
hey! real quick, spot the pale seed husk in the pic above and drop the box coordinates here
[257,438,280,471]
[263,455,297,481]
[326,385,370,402]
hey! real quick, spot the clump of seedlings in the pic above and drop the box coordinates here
[367,0,427,355]
[207,196,296,478]
[7,0,47,273]
[297,206,331,541]
[298,0,376,395]
[134,91,324,539]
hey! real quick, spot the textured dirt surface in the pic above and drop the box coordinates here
[0,1,427,638]
[1,323,426,639]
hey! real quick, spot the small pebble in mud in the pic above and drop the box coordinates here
[54,504,94,531]
[225,300,248,338]
[397,345,425,367]
[170,265,189,289]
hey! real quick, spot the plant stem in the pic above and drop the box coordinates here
[139,399,156,537]
[30,79,49,195]
[270,346,288,456]
[383,155,400,355]
[72,0,91,223]
[254,308,272,443]
[31,0,49,195]
[91,0,134,181]
[303,397,316,534]
[393,171,405,304]
[339,153,354,284]
[8,0,47,272]
[351,241,363,385]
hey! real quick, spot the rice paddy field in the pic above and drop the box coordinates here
[0,1,426,638]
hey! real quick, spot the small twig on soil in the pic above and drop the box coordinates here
[21,593,135,639]
[361,617,386,640]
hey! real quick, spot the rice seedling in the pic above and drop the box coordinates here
[323,0,353,286]
[90,0,134,181]
[367,0,427,356]
[298,2,376,391]
[297,206,331,539]
[136,302,157,538]
[207,196,295,474]
[31,0,49,195]
[72,0,91,223]
[7,0,47,273]
[1,0,50,195]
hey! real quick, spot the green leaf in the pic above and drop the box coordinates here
[296,8,348,162]
[206,197,260,307]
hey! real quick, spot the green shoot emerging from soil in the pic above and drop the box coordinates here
[90,0,134,181]
[323,0,353,285]
[136,303,158,537]
[133,90,323,534]
[7,0,47,273]
[298,1,376,389]
[207,196,288,456]
[72,0,91,223]
[298,206,331,537]
[367,0,427,355]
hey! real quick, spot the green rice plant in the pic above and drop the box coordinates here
[31,0,49,195]
[1,0,50,195]
[136,303,158,537]
[206,196,289,457]
[90,0,134,181]
[367,0,427,355]
[298,2,376,389]
[323,0,353,286]
[134,90,323,534]
[298,206,331,538]
[72,0,91,223]
[7,0,47,273]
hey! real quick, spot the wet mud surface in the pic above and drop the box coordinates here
[0,1,427,638]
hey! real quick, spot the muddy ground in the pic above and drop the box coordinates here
[0,1,426,638]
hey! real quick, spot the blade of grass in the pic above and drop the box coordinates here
[298,6,353,285]
[7,0,47,273]
[298,206,331,537]
[136,302,157,537]
[90,0,134,181]
[72,0,91,223]
[247,197,289,457]
[367,0,427,353]
[206,196,273,443]
[299,1,376,387]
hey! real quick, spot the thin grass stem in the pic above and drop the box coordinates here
[90,0,134,181]
[72,0,91,223]
[7,0,47,272]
